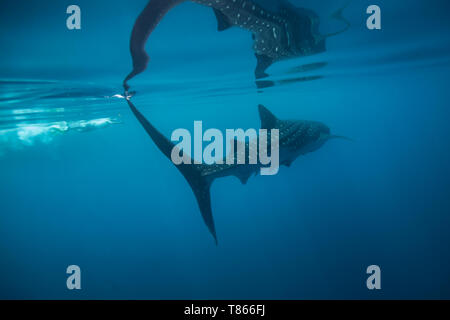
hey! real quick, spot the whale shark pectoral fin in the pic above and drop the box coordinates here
[234,170,253,185]
[213,9,232,31]
[282,160,293,167]
[255,54,273,79]
[258,105,278,130]
[237,175,250,185]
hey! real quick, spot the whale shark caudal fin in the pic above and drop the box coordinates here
[126,98,218,244]
[124,0,186,90]
[258,104,278,129]
[124,0,234,89]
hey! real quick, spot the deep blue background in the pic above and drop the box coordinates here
[1,0,450,299]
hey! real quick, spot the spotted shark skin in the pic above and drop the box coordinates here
[126,98,344,243]
[194,0,325,64]
[123,0,347,89]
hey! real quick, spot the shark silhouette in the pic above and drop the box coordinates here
[126,98,347,243]
[123,0,350,89]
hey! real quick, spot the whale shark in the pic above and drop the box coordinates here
[126,98,348,243]
[123,0,350,89]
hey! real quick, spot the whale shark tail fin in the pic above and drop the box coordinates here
[124,0,186,90]
[182,166,218,245]
[126,98,218,244]
[195,184,218,245]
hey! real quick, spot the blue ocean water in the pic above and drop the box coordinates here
[1,0,450,299]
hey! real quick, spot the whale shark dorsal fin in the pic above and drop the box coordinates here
[258,105,278,129]
[213,9,232,31]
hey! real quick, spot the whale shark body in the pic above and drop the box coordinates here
[126,99,346,243]
[124,0,349,88]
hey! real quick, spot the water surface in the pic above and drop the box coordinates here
[1,0,450,299]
